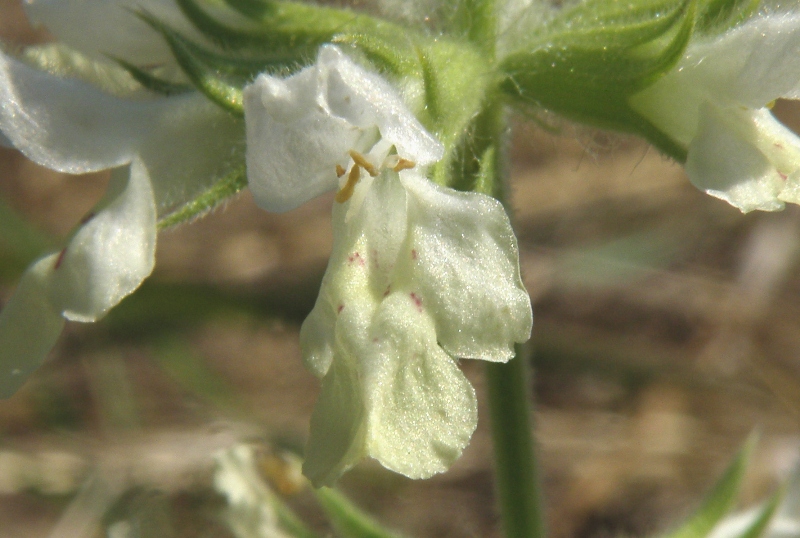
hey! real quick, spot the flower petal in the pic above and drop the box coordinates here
[303,305,370,486]
[686,103,785,213]
[0,51,141,172]
[365,293,477,480]
[397,173,532,361]
[316,45,443,166]
[706,13,800,107]
[300,170,407,378]
[48,157,157,322]
[244,66,359,213]
[244,45,442,213]
[0,255,65,398]
[0,51,244,210]
[23,0,191,66]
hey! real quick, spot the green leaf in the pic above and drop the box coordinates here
[661,433,758,538]
[314,487,405,538]
[733,490,783,538]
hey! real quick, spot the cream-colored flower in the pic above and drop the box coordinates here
[244,45,532,486]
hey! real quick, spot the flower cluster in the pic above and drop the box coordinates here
[0,0,532,484]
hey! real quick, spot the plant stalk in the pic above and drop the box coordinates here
[485,344,546,538]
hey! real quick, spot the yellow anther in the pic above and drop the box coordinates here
[348,150,378,177]
[392,158,415,172]
[335,164,361,203]
[767,100,776,109]
[335,164,346,177]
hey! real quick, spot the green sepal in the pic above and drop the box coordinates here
[221,0,273,19]
[170,0,426,98]
[175,0,301,50]
[158,165,247,230]
[695,0,760,35]
[131,20,301,85]
[541,0,693,47]
[499,0,694,148]
[660,433,757,538]
[331,32,419,79]
[177,0,413,64]
[110,56,193,96]
[138,11,244,115]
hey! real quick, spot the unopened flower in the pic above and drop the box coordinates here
[244,45,532,485]
[631,12,800,213]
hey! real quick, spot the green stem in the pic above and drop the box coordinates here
[485,345,546,538]
[472,80,544,538]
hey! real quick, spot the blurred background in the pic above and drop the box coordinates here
[2,1,800,536]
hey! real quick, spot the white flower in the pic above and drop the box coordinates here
[0,14,244,397]
[630,13,800,213]
[245,45,442,212]
[244,45,532,485]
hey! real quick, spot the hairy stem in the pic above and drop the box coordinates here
[485,345,546,538]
